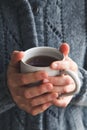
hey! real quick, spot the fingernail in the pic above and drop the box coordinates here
[52,93,58,98]
[52,63,58,69]
[43,79,49,83]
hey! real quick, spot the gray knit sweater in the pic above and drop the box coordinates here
[0,0,87,130]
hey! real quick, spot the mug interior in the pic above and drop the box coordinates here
[22,47,64,65]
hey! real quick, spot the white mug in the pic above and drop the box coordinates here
[20,46,81,97]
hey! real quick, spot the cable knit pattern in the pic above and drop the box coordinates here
[43,0,64,47]
[0,0,87,130]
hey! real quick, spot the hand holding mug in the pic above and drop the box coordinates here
[7,51,58,115]
[48,43,80,107]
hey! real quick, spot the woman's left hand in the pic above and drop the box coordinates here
[48,43,78,107]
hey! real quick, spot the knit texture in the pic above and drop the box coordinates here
[0,0,87,130]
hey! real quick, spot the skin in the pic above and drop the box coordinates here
[7,43,78,116]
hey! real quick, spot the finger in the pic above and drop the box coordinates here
[48,75,73,86]
[9,51,24,67]
[24,83,53,98]
[59,43,70,56]
[15,97,52,115]
[30,92,58,106]
[15,71,48,86]
[51,84,75,95]
[29,102,52,115]
[11,92,26,107]
[53,95,73,107]
[51,60,69,70]
[15,97,32,113]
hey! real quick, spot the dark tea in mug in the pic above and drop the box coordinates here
[26,55,58,67]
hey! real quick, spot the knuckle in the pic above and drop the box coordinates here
[30,99,35,107]
[23,89,31,99]
[63,86,69,93]
[33,72,41,81]
[20,74,26,84]
[41,83,53,92]
[41,104,47,111]
[23,90,27,98]
[38,86,43,93]
[38,84,48,93]
[34,71,47,80]
[65,76,71,84]
[30,109,37,116]
[24,90,29,98]
[73,62,78,71]
[20,103,25,109]
[61,102,68,108]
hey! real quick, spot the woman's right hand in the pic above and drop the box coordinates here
[7,51,58,115]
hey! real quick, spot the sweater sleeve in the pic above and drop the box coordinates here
[71,48,87,106]
[0,72,15,114]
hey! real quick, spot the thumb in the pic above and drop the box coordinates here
[10,51,24,67]
[59,43,70,56]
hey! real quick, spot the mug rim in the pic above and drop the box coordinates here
[21,46,64,69]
